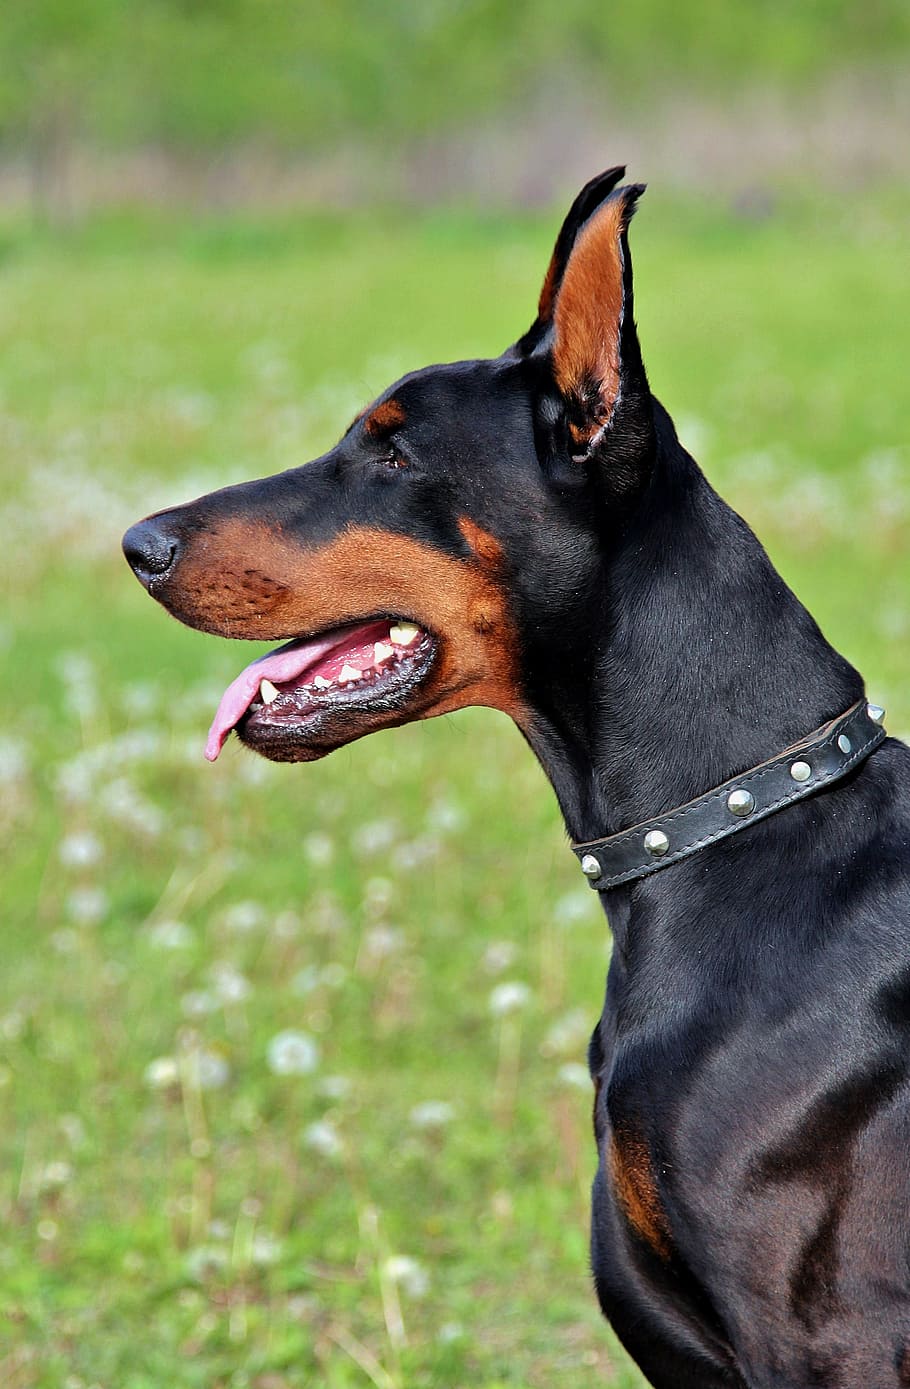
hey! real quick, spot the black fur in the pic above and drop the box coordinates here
[124,173,910,1388]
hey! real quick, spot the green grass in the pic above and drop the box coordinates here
[1,191,909,1387]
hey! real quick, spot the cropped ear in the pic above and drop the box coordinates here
[549,183,650,468]
[514,166,627,357]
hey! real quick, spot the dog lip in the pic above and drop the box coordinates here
[204,616,432,762]
[237,631,438,762]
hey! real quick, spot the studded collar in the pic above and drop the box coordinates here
[572,699,887,892]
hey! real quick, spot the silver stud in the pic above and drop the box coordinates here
[581,854,600,879]
[867,702,885,725]
[837,733,852,754]
[727,788,755,818]
[644,829,669,857]
[790,760,811,783]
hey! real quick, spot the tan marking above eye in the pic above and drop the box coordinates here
[162,518,528,730]
[363,398,407,438]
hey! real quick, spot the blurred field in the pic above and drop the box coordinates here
[1,188,909,1387]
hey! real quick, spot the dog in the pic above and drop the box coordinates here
[123,167,910,1388]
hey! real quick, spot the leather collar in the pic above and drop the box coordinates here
[573,699,886,892]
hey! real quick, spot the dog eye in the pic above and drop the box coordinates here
[378,451,408,471]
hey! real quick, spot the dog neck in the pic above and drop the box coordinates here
[521,402,864,851]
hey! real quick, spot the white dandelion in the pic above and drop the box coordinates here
[267,1030,319,1076]
[488,981,531,1017]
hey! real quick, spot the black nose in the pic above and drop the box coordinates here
[122,517,182,588]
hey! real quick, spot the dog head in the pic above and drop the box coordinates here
[123,169,654,763]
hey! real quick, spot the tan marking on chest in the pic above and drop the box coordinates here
[609,1129,671,1259]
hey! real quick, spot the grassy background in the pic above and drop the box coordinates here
[1,188,909,1387]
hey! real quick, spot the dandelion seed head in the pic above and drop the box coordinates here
[59,1114,87,1150]
[554,889,595,928]
[181,990,218,1018]
[363,876,395,915]
[185,1244,229,1281]
[0,736,28,786]
[541,1008,590,1058]
[352,820,398,855]
[267,1029,319,1076]
[272,909,301,940]
[482,940,518,974]
[1,1010,25,1041]
[489,981,531,1017]
[363,925,404,961]
[558,1062,593,1090]
[144,1056,179,1089]
[40,1160,73,1190]
[302,1119,343,1158]
[303,832,334,865]
[193,1049,231,1091]
[210,963,251,1004]
[384,1254,429,1298]
[223,900,265,934]
[427,798,465,834]
[392,836,440,870]
[98,777,163,837]
[148,919,194,950]
[66,886,109,925]
[59,830,103,868]
[409,1100,455,1129]
[317,1074,351,1100]
[292,965,320,996]
[58,651,98,720]
[250,1230,282,1265]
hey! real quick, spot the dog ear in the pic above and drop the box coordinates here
[548,183,649,466]
[514,167,627,357]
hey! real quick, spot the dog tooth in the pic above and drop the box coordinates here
[389,622,420,646]
[260,678,279,704]
[373,641,395,663]
[338,664,363,683]
[313,675,331,689]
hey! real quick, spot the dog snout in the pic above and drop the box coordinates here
[122,516,183,588]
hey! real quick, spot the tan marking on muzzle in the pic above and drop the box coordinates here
[161,518,526,727]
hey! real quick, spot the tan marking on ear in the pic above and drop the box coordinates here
[364,398,406,438]
[537,250,561,323]
[552,196,626,430]
[160,518,527,730]
[609,1129,671,1259]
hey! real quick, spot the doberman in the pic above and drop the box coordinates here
[123,168,910,1388]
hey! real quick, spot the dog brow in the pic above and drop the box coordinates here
[363,398,406,438]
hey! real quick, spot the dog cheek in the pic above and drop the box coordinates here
[167,567,293,634]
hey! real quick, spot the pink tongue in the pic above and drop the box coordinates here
[204,622,387,762]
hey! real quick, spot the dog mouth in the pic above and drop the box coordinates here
[205,617,437,762]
